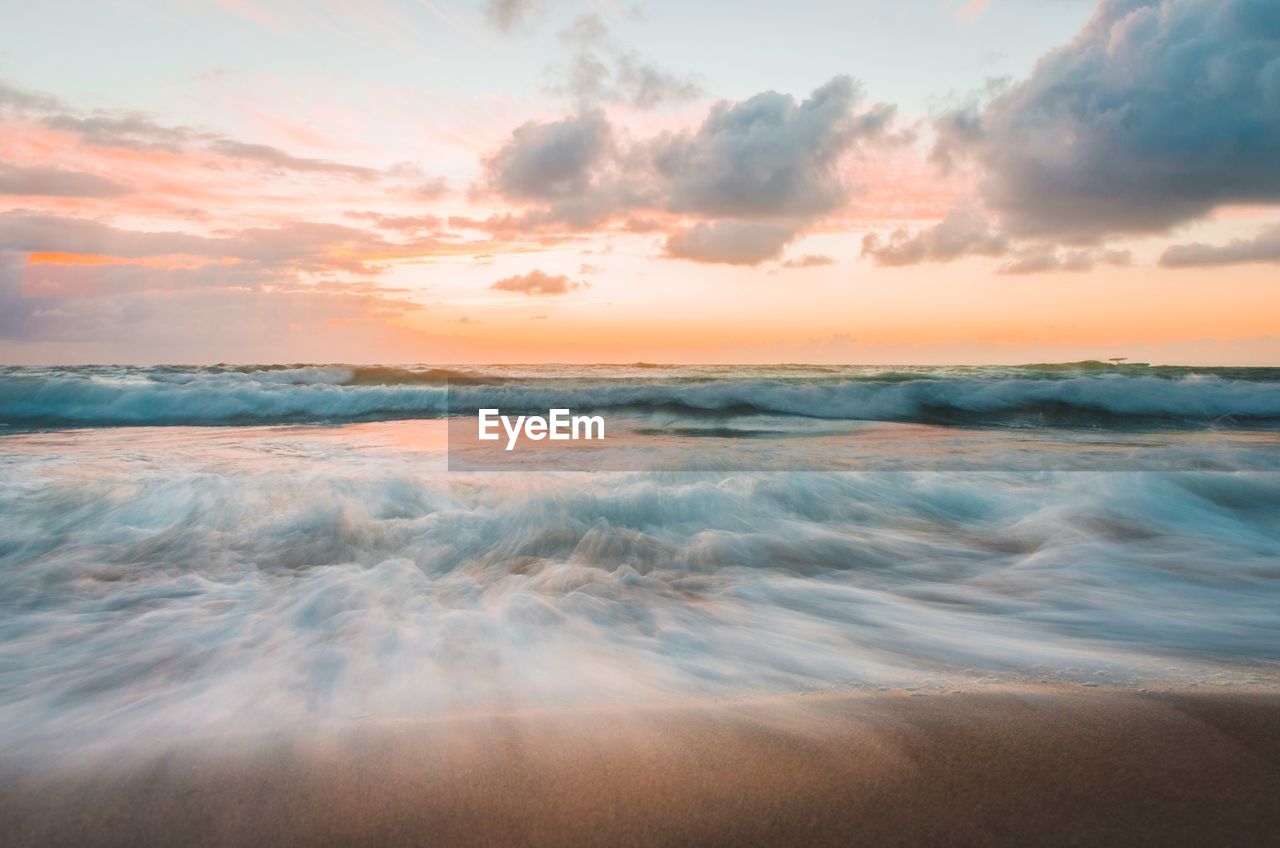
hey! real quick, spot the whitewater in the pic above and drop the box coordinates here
[3,362,1280,429]
[0,363,1277,760]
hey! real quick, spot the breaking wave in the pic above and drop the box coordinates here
[1,363,1278,429]
[1,421,1278,756]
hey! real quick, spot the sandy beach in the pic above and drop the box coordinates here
[4,687,1278,847]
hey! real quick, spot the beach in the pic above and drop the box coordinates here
[4,687,1279,847]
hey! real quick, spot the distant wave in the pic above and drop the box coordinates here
[448,375,1280,429]
[1,364,1279,429]
[0,366,451,427]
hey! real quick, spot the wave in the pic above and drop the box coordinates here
[1,365,1279,429]
[2,421,1279,754]
[449,375,1280,429]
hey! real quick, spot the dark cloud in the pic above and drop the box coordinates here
[664,220,799,265]
[1160,223,1280,267]
[0,163,132,197]
[490,269,582,295]
[485,0,544,32]
[861,207,1007,266]
[936,0,1280,242]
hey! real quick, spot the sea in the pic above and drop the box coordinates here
[1,362,1278,758]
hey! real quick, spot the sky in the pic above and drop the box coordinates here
[1,0,1278,364]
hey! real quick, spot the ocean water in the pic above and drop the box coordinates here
[1,363,1278,758]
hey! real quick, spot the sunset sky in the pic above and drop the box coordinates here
[1,0,1277,364]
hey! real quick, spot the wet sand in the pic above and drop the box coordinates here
[3,688,1278,847]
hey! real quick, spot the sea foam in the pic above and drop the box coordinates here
[0,420,1276,759]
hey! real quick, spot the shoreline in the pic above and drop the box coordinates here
[4,687,1278,847]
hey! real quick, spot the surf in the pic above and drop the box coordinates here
[2,364,1280,430]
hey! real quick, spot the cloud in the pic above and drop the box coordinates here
[0,79,65,111]
[205,140,378,179]
[559,12,609,46]
[0,253,51,339]
[0,163,132,197]
[410,175,450,198]
[345,211,443,234]
[0,212,219,258]
[490,269,582,295]
[664,220,799,265]
[549,14,702,110]
[554,51,702,111]
[486,75,901,220]
[0,83,482,359]
[781,254,836,268]
[486,110,613,202]
[481,108,652,230]
[42,112,196,152]
[5,83,379,181]
[654,76,898,219]
[0,257,447,362]
[861,207,1007,266]
[613,54,703,108]
[485,0,544,32]
[935,0,1280,242]
[1160,223,1280,267]
[483,77,904,263]
[999,246,1132,275]
[385,162,450,198]
[0,211,438,276]
[0,240,425,337]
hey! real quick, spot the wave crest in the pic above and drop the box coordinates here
[1,365,1278,429]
